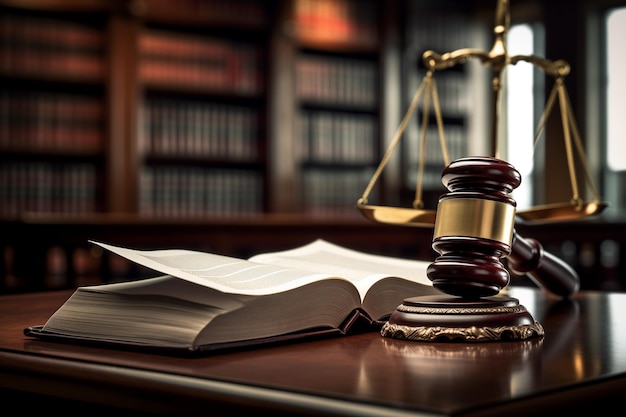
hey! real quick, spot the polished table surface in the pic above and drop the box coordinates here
[1,286,626,416]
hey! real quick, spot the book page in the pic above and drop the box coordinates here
[82,275,252,310]
[249,239,433,301]
[90,241,337,296]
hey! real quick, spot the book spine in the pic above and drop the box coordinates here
[139,166,263,218]
[0,13,104,80]
[0,91,104,154]
[139,29,263,94]
[303,167,376,217]
[0,162,99,218]
[143,99,259,161]
[296,54,377,108]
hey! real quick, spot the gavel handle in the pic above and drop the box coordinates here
[508,230,580,297]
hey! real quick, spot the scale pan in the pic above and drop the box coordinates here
[357,204,436,227]
[516,201,608,222]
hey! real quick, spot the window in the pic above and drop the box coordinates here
[505,23,536,210]
[606,8,626,172]
[503,22,548,211]
[603,6,626,219]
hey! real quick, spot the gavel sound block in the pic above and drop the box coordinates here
[381,156,579,342]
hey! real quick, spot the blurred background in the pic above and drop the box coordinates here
[1,0,625,293]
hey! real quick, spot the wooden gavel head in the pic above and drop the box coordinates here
[428,156,579,299]
[428,156,520,298]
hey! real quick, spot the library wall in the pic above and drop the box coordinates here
[138,21,267,217]
[293,0,383,216]
[0,0,483,220]
[2,0,625,294]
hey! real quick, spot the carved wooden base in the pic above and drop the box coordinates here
[381,295,544,342]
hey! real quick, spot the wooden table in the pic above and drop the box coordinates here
[1,286,625,416]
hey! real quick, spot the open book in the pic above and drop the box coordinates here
[25,239,438,354]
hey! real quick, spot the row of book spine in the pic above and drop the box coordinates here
[0,90,104,152]
[142,99,259,160]
[426,73,469,116]
[140,29,262,94]
[0,162,98,217]
[0,13,104,78]
[405,125,467,165]
[404,125,467,188]
[294,0,378,47]
[406,11,471,54]
[296,54,377,106]
[297,111,377,163]
[404,70,469,125]
[140,166,263,218]
[302,167,377,217]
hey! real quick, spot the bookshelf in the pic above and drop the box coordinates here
[0,0,480,221]
[0,7,107,218]
[0,1,553,219]
[0,0,271,219]
[400,1,486,210]
[137,10,268,218]
[0,0,615,221]
[0,0,479,292]
[292,0,383,217]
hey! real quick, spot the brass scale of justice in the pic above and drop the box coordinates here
[356,0,609,342]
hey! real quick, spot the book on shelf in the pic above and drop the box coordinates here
[25,239,438,355]
[139,29,262,94]
[302,168,377,217]
[298,111,377,163]
[0,162,98,217]
[144,99,259,160]
[139,167,263,217]
[296,54,378,106]
[0,91,104,153]
[0,12,104,79]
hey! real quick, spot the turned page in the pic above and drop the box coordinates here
[249,239,433,301]
[90,241,337,296]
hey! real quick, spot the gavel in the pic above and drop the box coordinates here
[508,230,579,297]
[381,156,561,342]
[427,156,579,300]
